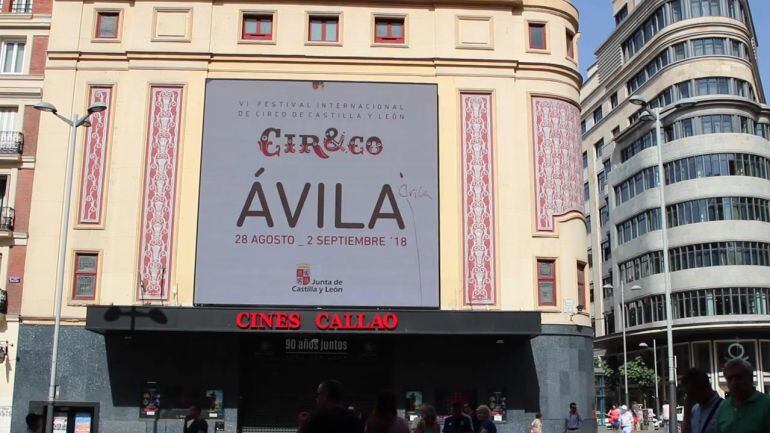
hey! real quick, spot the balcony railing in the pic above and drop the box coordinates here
[8,0,32,13]
[0,207,14,231]
[0,132,22,155]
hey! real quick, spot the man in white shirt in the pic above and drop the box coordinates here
[662,401,670,428]
[619,405,634,433]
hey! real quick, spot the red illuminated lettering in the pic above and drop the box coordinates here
[315,313,330,330]
[384,313,398,330]
[236,312,250,329]
[288,313,302,329]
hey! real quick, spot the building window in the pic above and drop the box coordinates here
[594,138,605,156]
[612,126,621,137]
[577,262,587,308]
[690,0,721,18]
[72,252,98,300]
[528,23,547,50]
[583,182,590,201]
[593,107,603,124]
[615,166,659,205]
[619,250,664,283]
[0,41,24,74]
[610,92,619,109]
[597,172,607,195]
[10,0,32,14]
[601,241,611,262]
[614,4,628,26]
[580,119,587,134]
[95,11,120,39]
[665,153,770,185]
[374,17,405,44]
[599,205,609,227]
[537,259,556,306]
[242,14,273,40]
[309,15,339,43]
[566,30,575,58]
[667,197,770,228]
[582,151,588,168]
[669,241,770,272]
[617,208,662,244]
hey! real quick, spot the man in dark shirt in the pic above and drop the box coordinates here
[298,380,364,433]
[184,406,208,433]
[443,403,474,433]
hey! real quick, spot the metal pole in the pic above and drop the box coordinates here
[653,339,659,418]
[44,114,79,433]
[621,282,629,407]
[653,108,677,433]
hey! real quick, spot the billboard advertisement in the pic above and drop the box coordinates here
[195,80,439,307]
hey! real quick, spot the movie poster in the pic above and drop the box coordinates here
[206,390,224,418]
[140,382,161,418]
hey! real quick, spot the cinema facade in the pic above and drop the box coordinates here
[10,1,591,433]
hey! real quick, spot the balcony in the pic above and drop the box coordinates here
[0,207,14,232]
[0,132,22,158]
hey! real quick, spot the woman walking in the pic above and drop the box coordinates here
[529,413,542,433]
[415,405,440,433]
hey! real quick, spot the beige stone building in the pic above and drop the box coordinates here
[582,0,770,413]
[13,1,593,432]
[0,0,50,430]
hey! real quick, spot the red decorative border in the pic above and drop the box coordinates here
[461,93,496,305]
[77,86,112,224]
[138,86,183,300]
[532,97,583,232]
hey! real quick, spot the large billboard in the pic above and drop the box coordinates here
[195,80,439,307]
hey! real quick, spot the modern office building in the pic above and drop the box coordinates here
[11,1,594,433]
[582,0,770,408]
[0,0,50,431]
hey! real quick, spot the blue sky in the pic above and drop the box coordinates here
[575,0,770,95]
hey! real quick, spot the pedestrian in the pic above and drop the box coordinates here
[618,405,633,433]
[474,405,496,433]
[25,414,41,433]
[564,402,582,432]
[607,404,619,431]
[462,403,479,433]
[298,380,364,433]
[661,401,670,428]
[529,412,542,433]
[364,390,409,433]
[631,401,642,431]
[715,359,770,433]
[682,368,723,433]
[184,406,208,433]
[415,405,440,433]
[442,402,473,433]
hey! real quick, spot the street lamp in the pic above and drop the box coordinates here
[629,95,695,433]
[35,101,107,433]
[604,283,641,407]
[639,341,660,418]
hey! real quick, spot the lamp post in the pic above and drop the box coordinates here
[34,101,107,433]
[639,340,659,418]
[629,95,695,433]
[604,283,641,407]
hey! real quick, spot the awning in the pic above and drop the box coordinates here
[86,306,541,336]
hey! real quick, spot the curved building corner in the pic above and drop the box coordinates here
[582,0,770,417]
